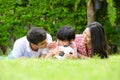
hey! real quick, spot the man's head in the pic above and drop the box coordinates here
[27,27,48,49]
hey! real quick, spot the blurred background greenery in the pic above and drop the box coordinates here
[0,0,120,55]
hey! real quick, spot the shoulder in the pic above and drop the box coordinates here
[14,36,27,46]
[74,34,85,46]
[75,34,83,38]
[75,34,83,41]
[46,33,52,38]
[11,36,28,58]
[46,33,52,43]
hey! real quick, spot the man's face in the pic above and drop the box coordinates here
[37,39,48,49]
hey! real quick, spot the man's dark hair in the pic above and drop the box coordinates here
[56,26,75,41]
[27,27,46,44]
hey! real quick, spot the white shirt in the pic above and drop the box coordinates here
[10,33,52,58]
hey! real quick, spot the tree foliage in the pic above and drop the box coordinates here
[0,0,119,54]
[106,0,117,26]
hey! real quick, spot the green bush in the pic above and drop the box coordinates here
[0,0,120,54]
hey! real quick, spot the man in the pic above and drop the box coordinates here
[8,27,52,58]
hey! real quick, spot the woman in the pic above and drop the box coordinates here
[75,22,108,58]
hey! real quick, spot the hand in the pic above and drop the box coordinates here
[46,47,62,58]
[50,47,62,55]
[47,41,57,49]
[64,54,73,59]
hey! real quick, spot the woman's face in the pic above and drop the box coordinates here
[83,28,91,44]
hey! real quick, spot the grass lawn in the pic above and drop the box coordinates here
[0,55,120,80]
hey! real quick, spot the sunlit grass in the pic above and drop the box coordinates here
[0,55,120,80]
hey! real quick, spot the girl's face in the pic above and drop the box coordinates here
[57,39,70,46]
[83,28,91,45]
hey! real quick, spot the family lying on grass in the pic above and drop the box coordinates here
[8,21,108,59]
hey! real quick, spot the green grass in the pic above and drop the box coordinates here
[0,55,120,80]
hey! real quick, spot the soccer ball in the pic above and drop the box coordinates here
[54,46,74,59]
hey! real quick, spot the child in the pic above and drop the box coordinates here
[46,26,78,59]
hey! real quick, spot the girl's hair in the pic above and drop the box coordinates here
[87,22,108,58]
[56,26,75,41]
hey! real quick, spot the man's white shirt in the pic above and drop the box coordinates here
[10,33,52,58]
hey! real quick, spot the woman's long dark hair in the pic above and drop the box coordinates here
[87,22,108,58]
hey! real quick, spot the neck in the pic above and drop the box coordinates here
[86,43,91,50]
[30,43,38,52]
